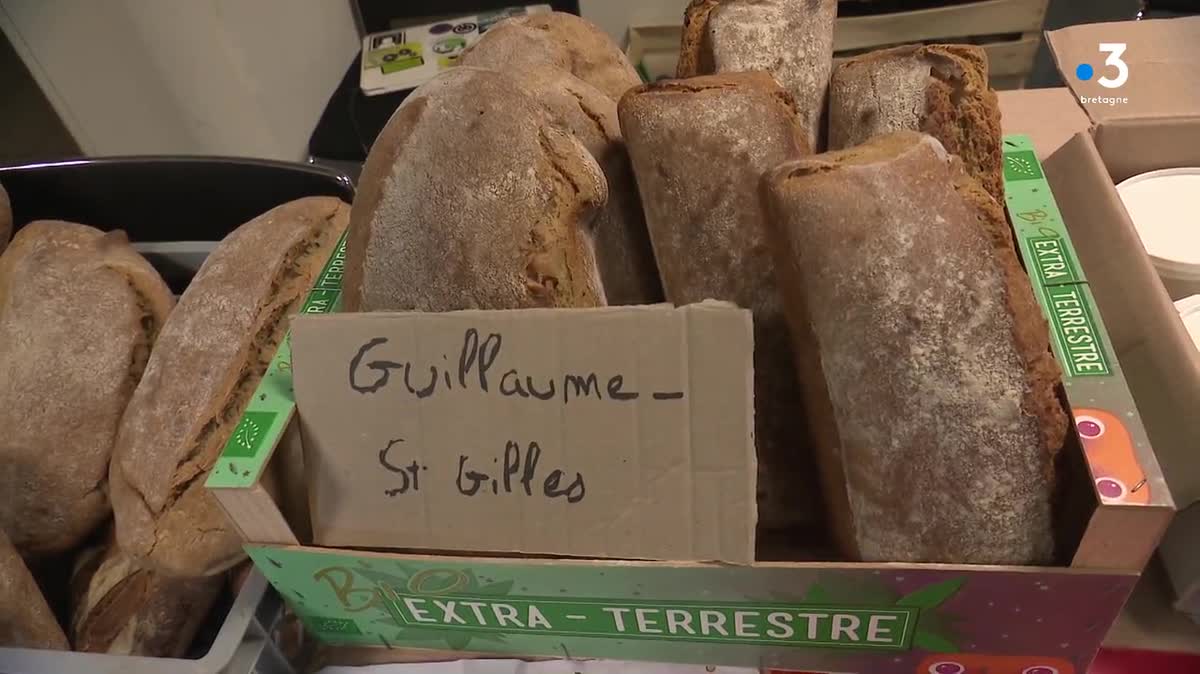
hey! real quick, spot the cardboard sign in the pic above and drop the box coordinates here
[291,302,756,563]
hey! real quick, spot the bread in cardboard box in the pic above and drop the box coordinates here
[110,196,350,577]
[459,11,641,102]
[344,67,607,312]
[70,531,222,656]
[762,131,1067,564]
[0,528,68,650]
[678,0,837,150]
[618,72,820,529]
[828,44,1005,204]
[0,221,174,558]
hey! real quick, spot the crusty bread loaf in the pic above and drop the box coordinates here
[828,44,1004,203]
[677,0,836,150]
[0,528,68,650]
[619,72,819,529]
[71,532,221,656]
[110,197,350,576]
[459,12,641,102]
[0,181,11,253]
[0,222,173,557]
[507,65,662,305]
[344,67,608,312]
[762,131,1067,564]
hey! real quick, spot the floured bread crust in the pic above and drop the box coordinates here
[0,528,68,650]
[344,67,607,313]
[0,221,173,557]
[458,12,641,102]
[619,71,820,530]
[829,44,1005,203]
[110,197,349,576]
[763,131,1066,564]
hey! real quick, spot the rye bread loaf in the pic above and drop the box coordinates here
[507,65,662,305]
[828,44,1004,203]
[761,131,1067,564]
[0,528,68,650]
[619,72,819,529]
[0,222,173,558]
[344,67,608,312]
[0,181,11,253]
[110,197,350,576]
[71,532,222,656]
[458,12,641,102]
[677,0,836,150]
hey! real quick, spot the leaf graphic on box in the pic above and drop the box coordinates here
[473,580,515,597]
[896,578,965,610]
[446,632,471,650]
[234,418,262,452]
[912,629,958,653]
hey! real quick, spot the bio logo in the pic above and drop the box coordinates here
[1074,43,1129,89]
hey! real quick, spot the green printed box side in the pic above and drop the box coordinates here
[206,233,348,489]
[247,545,1132,673]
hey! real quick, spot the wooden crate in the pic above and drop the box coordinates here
[626,0,1049,89]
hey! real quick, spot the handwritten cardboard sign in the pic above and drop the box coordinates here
[291,302,756,563]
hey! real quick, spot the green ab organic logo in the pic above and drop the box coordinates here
[1003,151,1043,182]
[225,410,276,458]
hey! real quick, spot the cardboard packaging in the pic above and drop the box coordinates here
[204,131,1173,672]
[1030,16,1200,620]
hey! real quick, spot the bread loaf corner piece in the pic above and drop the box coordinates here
[345,66,608,313]
[829,43,1005,203]
[70,534,222,656]
[0,181,11,253]
[0,221,174,558]
[675,0,836,151]
[458,11,641,102]
[111,196,350,577]
[620,71,822,531]
[0,528,68,650]
[762,131,1066,565]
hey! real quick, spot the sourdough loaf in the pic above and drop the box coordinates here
[677,0,836,150]
[507,65,662,305]
[344,67,607,312]
[110,197,350,576]
[0,181,10,253]
[619,72,819,529]
[0,222,173,557]
[0,528,68,650]
[71,532,222,656]
[458,12,641,102]
[828,44,1004,203]
[762,131,1067,564]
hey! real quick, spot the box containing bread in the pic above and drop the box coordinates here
[202,10,1175,674]
[1028,16,1200,620]
[0,156,353,671]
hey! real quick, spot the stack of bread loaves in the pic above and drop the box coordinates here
[0,186,350,654]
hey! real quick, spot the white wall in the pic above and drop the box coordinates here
[579,0,686,44]
[0,0,359,161]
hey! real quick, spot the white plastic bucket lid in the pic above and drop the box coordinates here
[1177,295,1200,351]
[1116,168,1200,273]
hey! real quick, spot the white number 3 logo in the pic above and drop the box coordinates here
[1098,42,1129,89]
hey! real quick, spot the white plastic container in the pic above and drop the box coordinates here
[1177,295,1200,353]
[1116,168,1200,300]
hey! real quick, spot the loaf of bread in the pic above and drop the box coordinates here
[71,532,222,656]
[0,528,68,650]
[344,67,607,312]
[507,65,662,305]
[110,197,350,576]
[0,181,11,253]
[459,12,641,102]
[828,44,1004,203]
[0,222,173,557]
[762,131,1067,564]
[677,0,836,150]
[619,72,819,529]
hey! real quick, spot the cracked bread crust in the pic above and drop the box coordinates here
[0,528,67,649]
[0,221,173,558]
[762,132,1066,564]
[110,197,349,577]
[829,44,1005,204]
[343,67,607,313]
[619,72,820,530]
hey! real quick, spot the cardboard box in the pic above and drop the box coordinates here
[1030,16,1200,619]
[205,134,1173,672]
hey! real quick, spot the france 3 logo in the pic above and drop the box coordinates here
[1074,43,1129,89]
